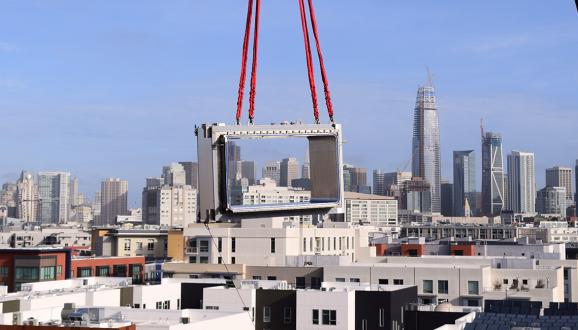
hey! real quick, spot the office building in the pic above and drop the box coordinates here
[345,192,398,226]
[302,149,310,179]
[440,181,453,217]
[37,172,70,224]
[411,83,441,213]
[179,161,198,189]
[546,166,573,202]
[262,161,281,186]
[507,151,536,214]
[144,185,197,227]
[227,141,241,162]
[99,178,128,226]
[240,160,256,185]
[481,132,505,216]
[280,157,299,187]
[453,150,477,216]
[400,177,431,213]
[162,163,187,186]
[536,186,567,217]
[373,170,387,196]
[378,170,412,197]
[16,171,37,223]
[345,166,368,193]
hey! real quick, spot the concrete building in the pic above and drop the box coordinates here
[536,186,567,217]
[507,151,536,214]
[261,161,281,186]
[155,185,197,227]
[162,163,187,186]
[182,218,375,267]
[99,178,128,226]
[16,171,36,223]
[344,192,397,226]
[346,167,368,193]
[481,132,505,216]
[412,83,442,214]
[546,166,573,203]
[178,161,198,189]
[453,150,477,217]
[92,227,176,260]
[280,158,299,187]
[37,172,70,224]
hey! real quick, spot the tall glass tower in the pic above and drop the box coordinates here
[412,84,441,213]
[453,150,476,216]
[481,132,505,215]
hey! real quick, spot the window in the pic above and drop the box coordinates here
[303,238,307,252]
[57,265,62,276]
[263,306,271,322]
[283,307,292,324]
[322,310,336,325]
[156,301,162,309]
[206,305,219,310]
[200,256,209,264]
[97,266,109,277]
[0,266,8,277]
[218,257,222,264]
[350,278,361,283]
[393,279,404,285]
[312,309,319,325]
[231,237,236,253]
[15,267,39,281]
[218,238,222,252]
[379,308,385,327]
[270,238,276,253]
[136,242,143,250]
[124,239,131,251]
[311,277,321,289]
[336,277,346,282]
[147,239,155,251]
[77,267,91,278]
[163,300,170,309]
[189,256,196,263]
[296,277,306,289]
[438,280,449,294]
[503,278,509,284]
[253,276,262,280]
[200,240,209,253]
[379,279,388,285]
[468,281,479,295]
[522,279,528,285]
[231,257,236,264]
[268,276,277,280]
[423,280,433,294]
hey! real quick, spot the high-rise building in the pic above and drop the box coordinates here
[16,171,37,223]
[349,167,369,193]
[302,149,310,179]
[0,183,17,217]
[280,158,299,187]
[546,166,573,202]
[37,172,70,224]
[481,132,505,216]
[440,181,453,217]
[241,161,256,185]
[179,161,198,189]
[99,178,128,226]
[453,150,477,217]
[69,176,79,207]
[380,171,412,197]
[227,141,241,162]
[262,161,281,186]
[146,185,197,227]
[507,151,536,214]
[162,163,187,186]
[411,84,441,213]
[536,186,567,217]
[373,170,387,196]
[400,177,431,213]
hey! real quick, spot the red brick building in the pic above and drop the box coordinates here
[0,248,145,292]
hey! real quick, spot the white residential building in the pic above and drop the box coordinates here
[345,192,398,226]
[507,151,536,213]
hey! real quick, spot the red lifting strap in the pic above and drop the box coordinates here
[306,0,334,122]
[248,0,261,123]
[235,0,254,124]
[298,0,320,124]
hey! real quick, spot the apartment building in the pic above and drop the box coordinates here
[344,192,398,226]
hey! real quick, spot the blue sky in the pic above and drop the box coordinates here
[1,1,577,206]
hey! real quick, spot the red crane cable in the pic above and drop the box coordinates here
[298,0,320,124]
[306,0,334,123]
[235,0,254,124]
[248,0,261,124]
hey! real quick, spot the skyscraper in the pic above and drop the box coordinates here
[440,180,453,217]
[536,186,567,217]
[507,151,536,214]
[262,161,281,186]
[280,158,299,187]
[99,178,128,226]
[162,163,187,186]
[546,166,573,202]
[481,132,505,215]
[302,149,310,180]
[453,150,476,216]
[179,161,198,189]
[373,170,387,196]
[411,84,441,213]
[37,172,70,224]
[16,171,37,223]
[227,141,241,162]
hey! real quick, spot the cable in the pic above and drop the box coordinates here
[203,223,255,326]
[248,0,261,124]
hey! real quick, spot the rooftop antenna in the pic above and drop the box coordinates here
[426,66,434,87]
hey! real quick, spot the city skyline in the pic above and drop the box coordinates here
[1,1,577,205]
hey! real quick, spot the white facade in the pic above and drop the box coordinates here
[163,163,187,186]
[16,171,37,223]
[345,192,398,226]
[37,172,70,224]
[296,289,355,330]
[158,185,197,227]
[280,157,299,187]
[100,178,128,226]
